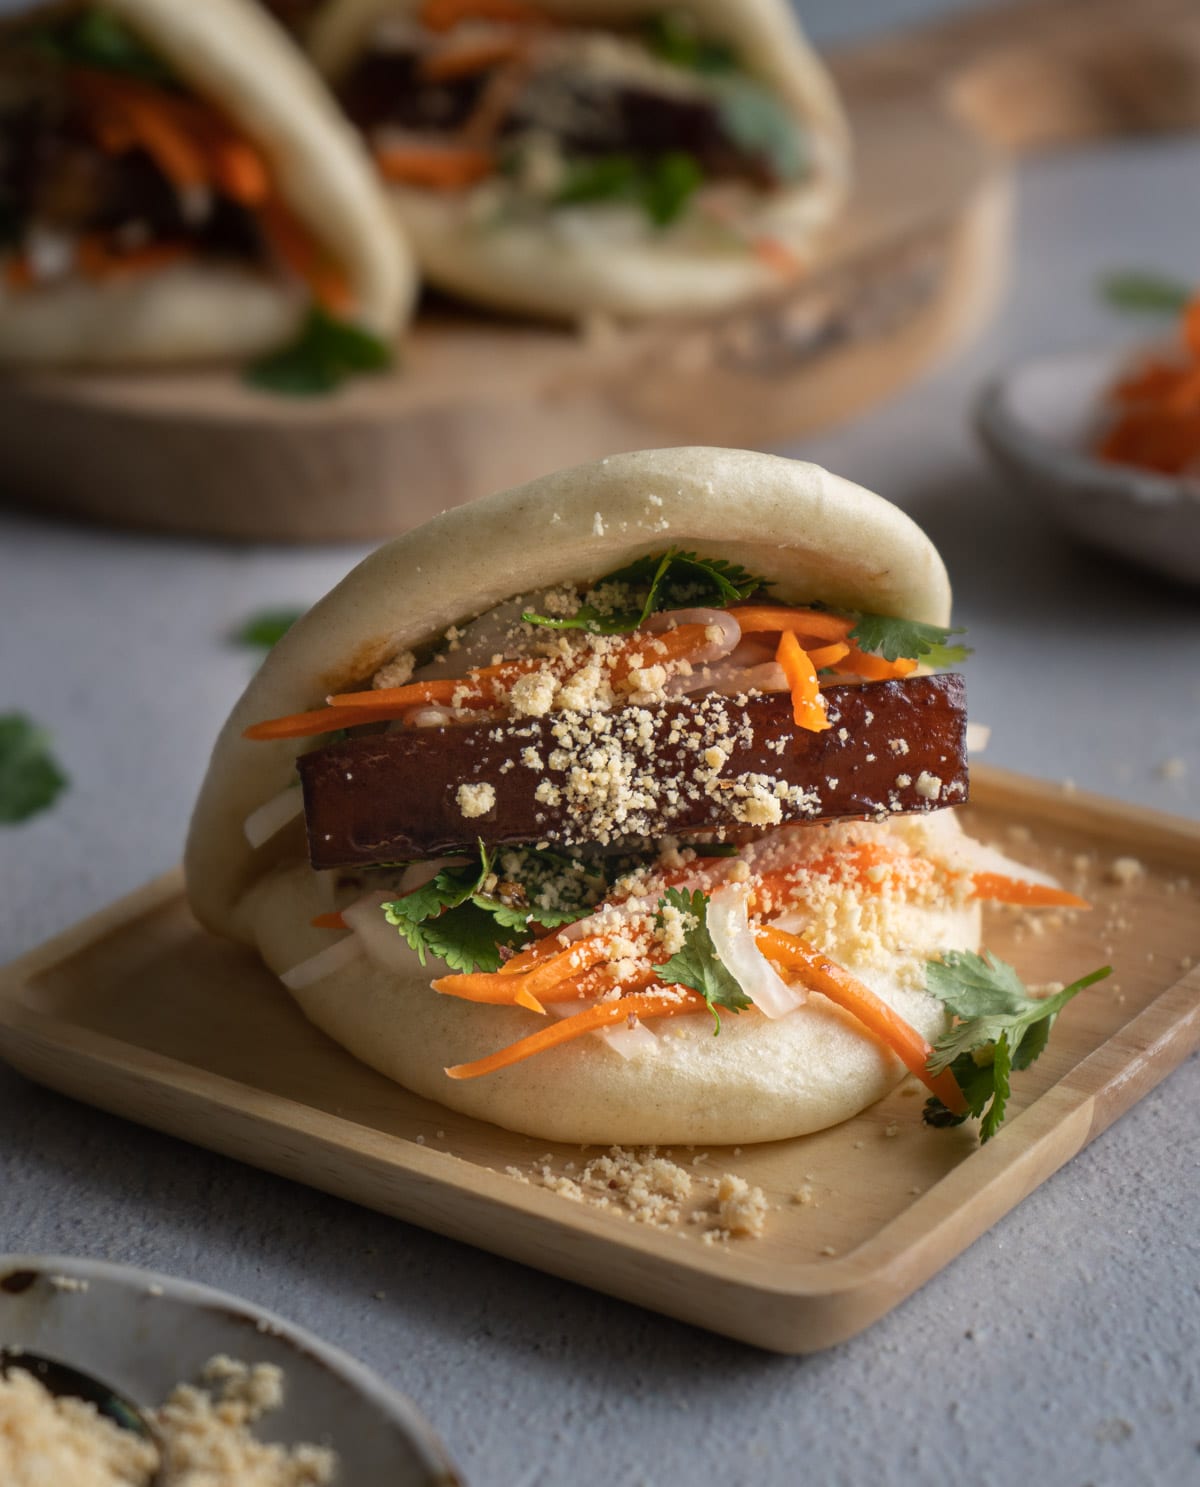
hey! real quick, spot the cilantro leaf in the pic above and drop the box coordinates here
[381,842,596,974]
[246,309,391,397]
[0,713,68,825]
[643,12,738,73]
[922,951,1110,1140]
[554,152,702,228]
[849,612,971,666]
[716,79,806,182]
[653,888,751,1032]
[231,607,304,650]
[1099,271,1191,314]
[23,11,177,86]
[523,548,767,635]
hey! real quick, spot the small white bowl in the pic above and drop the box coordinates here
[0,1255,462,1485]
[974,345,1200,585]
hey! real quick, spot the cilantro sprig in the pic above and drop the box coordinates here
[231,607,305,650]
[922,951,1111,1140]
[381,842,591,975]
[0,713,68,825]
[848,612,972,668]
[555,152,703,228]
[23,11,177,86]
[522,548,767,636]
[246,309,392,397]
[653,888,750,1032]
[643,12,738,73]
[1099,271,1191,315]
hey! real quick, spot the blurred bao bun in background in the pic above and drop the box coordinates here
[182,448,1000,1146]
[0,0,415,365]
[308,0,851,319]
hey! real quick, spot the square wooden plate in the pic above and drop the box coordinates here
[1,766,1197,1353]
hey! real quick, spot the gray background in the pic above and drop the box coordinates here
[2,3,1199,1485]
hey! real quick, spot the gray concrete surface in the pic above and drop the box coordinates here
[2,4,1199,1485]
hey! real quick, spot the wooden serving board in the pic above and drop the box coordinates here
[1,766,1197,1353]
[0,82,1007,542]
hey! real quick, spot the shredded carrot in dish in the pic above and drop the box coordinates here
[434,936,613,1001]
[375,143,496,190]
[776,629,830,732]
[757,926,966,1112]
[1099,292,1200,476]
[310,912,348,930]
[444,988,705,1079]
[74,237,189,280]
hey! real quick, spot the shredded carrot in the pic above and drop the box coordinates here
[210,139,271,206]
[1099,291,1200,476]
[500,934,571,975]
[243,704,402,742]
[444,989,705,1079]
[433,936,613,1001]
[753,237,803,278]
[310,912,347,930]
[75,237,189,280]
[257,198,350,314]
[419,35,528,81]
[420,0,548,30]
[731,606,854,642]
[71,70,209,189]
[458,53,533,148]
[971,874,1090,909]
[833,645,918,682]
[757,926,966,1112]
[804,641,850,668]
[776,629,830,732]
[434,975,548,1014]
[375,143,496,190]
[329,657,542,713]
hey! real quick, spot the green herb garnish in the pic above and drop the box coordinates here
[643,11,738,73]
[382,842,590,975]
[653,888,750,1032]
[1099,271,1191,314]
[555,152,703,228]
[0,713,68,825]
[24,11,177,86]
[523,548,767,635]
[231,608,305,650]
[922,951,1111,1140]
[246,309,391,397]
[849,612,971,668]
[716,79,806,182]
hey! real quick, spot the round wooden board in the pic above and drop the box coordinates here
[0,85,1009,543]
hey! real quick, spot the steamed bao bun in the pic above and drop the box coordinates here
[186,447,979,1145]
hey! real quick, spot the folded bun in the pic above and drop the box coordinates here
[0,0,415,365]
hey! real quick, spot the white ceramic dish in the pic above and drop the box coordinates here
[974,344,1200,585]
[0,1255,462,1485]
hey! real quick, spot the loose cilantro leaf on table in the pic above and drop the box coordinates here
[922,950,1110,1140]
[246,309,391,397]
[653,888,750,1032]
[523,548,767,635]
[24,11,177,86]
[231,607,305,650]
[382,842,591,975]
[0,713,68,825]
[644,12,738,73]
[555,152,703,228]
[1099,271,1191,315]
[849,612,972,667]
